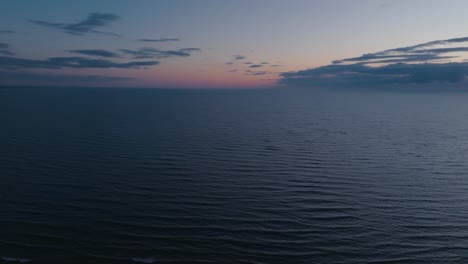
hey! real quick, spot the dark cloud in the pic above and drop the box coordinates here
[334,51,455,64]
[347,54,454,65]
[261,62,269,64]
[249,64,263,68]
[180,48,201,52]
[280,36,468,88]
[411,47,468,54]
[0,43,14,56]
[137,38,180,42]
[387,36,468,53]
[224,55,247,65]
[67,49,120,58]
[334,36,468,65]
[0,56,159,69]
[280,62,468,87]
[0,70,133,85]
[0,50,15,56]
[154,50,190,58]
[0,30,15,34]
[228,69,238,73]
[120,47,199,59]
[270,64,282,67]
[245,70,268,76]
[30,12,120,36]
[244,62,253,64]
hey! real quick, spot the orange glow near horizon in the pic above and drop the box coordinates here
[129,64,281,88]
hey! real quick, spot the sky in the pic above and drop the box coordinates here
[2,0,468,88]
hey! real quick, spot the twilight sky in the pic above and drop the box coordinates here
[2,0,468,88]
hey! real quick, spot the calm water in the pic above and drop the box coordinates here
[1,87,468,264]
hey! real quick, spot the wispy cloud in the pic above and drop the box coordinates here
[280,36,468,88]
[0,43,14,56]
[0,70,133,85]
[120,47,200,59]
[249,64,263,68]
[67,49,120,58]
[0,56,159,69]
[0,30,15,34]
[137,38,180,42]
[180,48,201,52]
[233,55,245,60]
[30,12,120,36]
[333,36,468,65]
[0,50,15,56]
[245,70,269,76]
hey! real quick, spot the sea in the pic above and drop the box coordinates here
[1,87,468,264]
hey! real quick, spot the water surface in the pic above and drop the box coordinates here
[1,87,468,263]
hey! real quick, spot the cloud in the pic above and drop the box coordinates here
[244,62,253,65]
[0,56,159,69]
[0,43,14,56]
[333,36,468,65]
[67,49,120,58]
[138,38,180,42]
[224,55,247,65]
[280,62,468,87]
[120,47,199,59]
[245,70,269,76]
[0,50,15,56]
[30,12,120,36]
[280,35,468,88]
[338,54,455,65]
[249,64,263,68]
[0,70,133,85]
[180,48,201,52]
[0,30,15,34]
[261,62,269,64]
[233,55,245,60]
[228,69,238,72]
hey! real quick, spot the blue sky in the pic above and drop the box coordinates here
[2,0,468,88]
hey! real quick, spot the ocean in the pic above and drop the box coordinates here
[1,87,468,263]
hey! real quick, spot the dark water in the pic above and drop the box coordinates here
[1,87,468,264]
